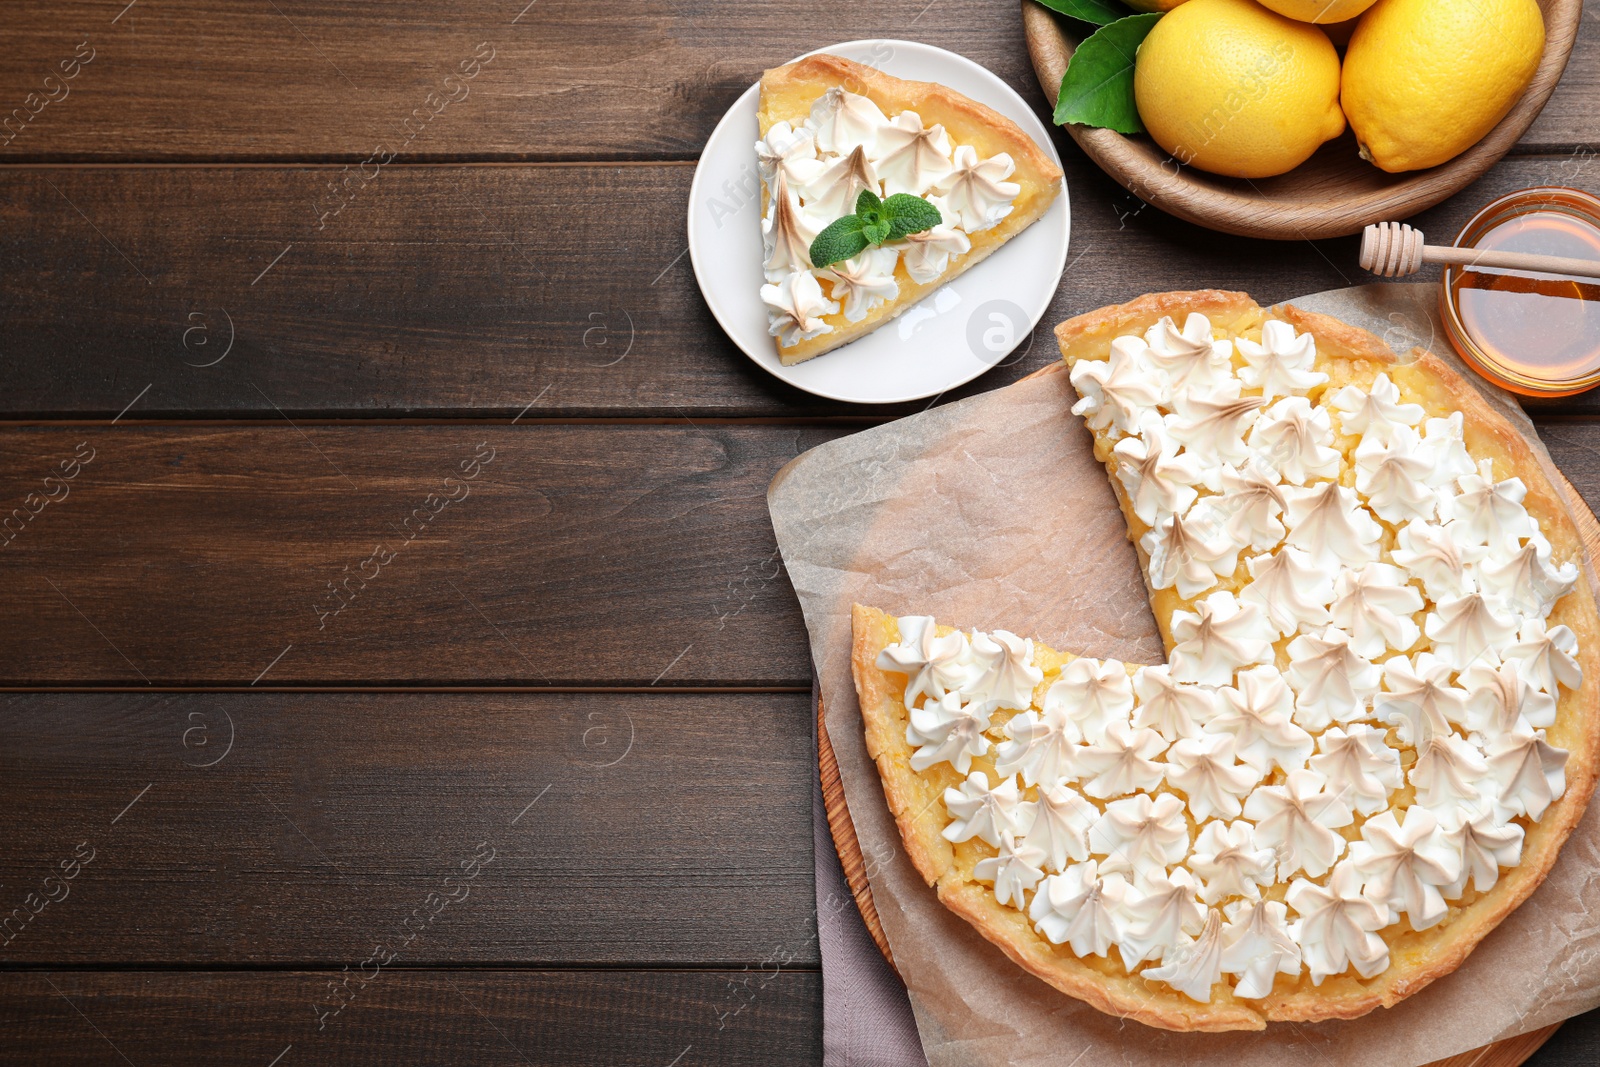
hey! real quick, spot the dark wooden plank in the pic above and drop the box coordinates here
[3,1,1582,164]
[0,692,816,965]
[4,154,1600,420]
[0,969,820,1065]
[7,416,1600,687]
[0,424,833,687]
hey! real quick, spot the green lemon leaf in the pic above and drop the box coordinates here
[1031,0,1135,26]
[1053,12,1160,134]
[810,214,870,268]
[883,193,942,239]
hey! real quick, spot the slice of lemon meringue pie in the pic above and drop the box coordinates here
[756,54,1063,366]
[850,291,1599,1031]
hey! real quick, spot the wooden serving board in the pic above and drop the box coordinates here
[815,364,1600,1066]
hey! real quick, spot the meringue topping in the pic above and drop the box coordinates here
[802,143,879,224]
[1445,460,1535,555]
[1167,383,1262,466]
[877,616,971,708]
[935,144,1019,232]
[1328,373,1424,446]
[807,86,890,156]
[1220,898,1301,998]
[873,110,954,196]
[1477,534,1579,616]
[1044,657,1135,745]
[1089,792,1189,880]
[1028,784,1100,872]
[965,628,1044,712]
[1169,592,1275,686]
[1284,627,1382,731]
[1347,807,1460,930]
[1419,413,1477,487]
[1131,664,1217,742]
[1188,820,1276,904]
[1437,800,1524,897]
[1070,342,1169,438]
[943,771,1033,847]
[1391,520,1485,601]
[1164,739,1260,825]
[891,194,971,283]
[1308,724,1401,815]
[1236,319,1328,401]
[1069,720,1168,799]
[1354,427,1439,523]
[907,690,992,774]
[1485,723,1568,819]
[1242,547,1332,636]
[1243,768,1353,879]
[1030,861,1130,957]
[1144,908,1226,1002]
[1114,414,1203,525]
[1375,652,1467,747]
[1142,314,1235,394]
[761,171,818,282]
[1459,658,1557,739]
[994,703,1080,787]
[976,830,1047,908]
[755,120,824,191]
[1204,462,1289,552]
[1505,618,1584,694]
[1409,733,1490,811]
[1328,561,1424,659]
[1118,867,1206,966]
[1424,591,1519,670]
[1248,396,1340,485]
[821,246,900,322]
[1286,861,1390,982]
[760,269,836,347]
[1281,481,1382,570]
[1141,509,1240,600]
[1209,665,1314,774]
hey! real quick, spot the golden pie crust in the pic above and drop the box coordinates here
[758,53,1063,365]
[849,291,1600,1031]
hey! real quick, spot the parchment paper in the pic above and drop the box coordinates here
[768,284,1600,1067]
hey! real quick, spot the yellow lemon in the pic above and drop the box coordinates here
[1254,0,1376,22]
[1133,0,1345,179]
[1342,0,1544,173]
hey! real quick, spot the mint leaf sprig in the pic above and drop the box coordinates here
[809,190,943,269]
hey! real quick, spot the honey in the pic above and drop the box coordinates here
[1440,187,1600,398]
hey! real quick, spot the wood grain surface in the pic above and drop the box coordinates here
[0,691,816,965]
[4,0,1600,1064]
[4,157,1600,419]
[0,970,820,1065]
[0,425,838,686]
[0,0,1591,164]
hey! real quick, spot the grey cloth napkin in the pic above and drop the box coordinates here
[813,675,928,1067]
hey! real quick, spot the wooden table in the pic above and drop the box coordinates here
[1,2,1598,1064]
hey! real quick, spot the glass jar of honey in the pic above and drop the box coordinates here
[1439,187,1600,398]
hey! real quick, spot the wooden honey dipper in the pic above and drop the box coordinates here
[1360,221,1600,280]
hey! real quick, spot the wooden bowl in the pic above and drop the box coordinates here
[1022,0,1582,239]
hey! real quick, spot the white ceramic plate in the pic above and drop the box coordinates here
[687,39,1071,405]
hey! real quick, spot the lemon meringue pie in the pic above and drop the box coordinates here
[756,54,1062,365]
[850,291,1599,1031]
